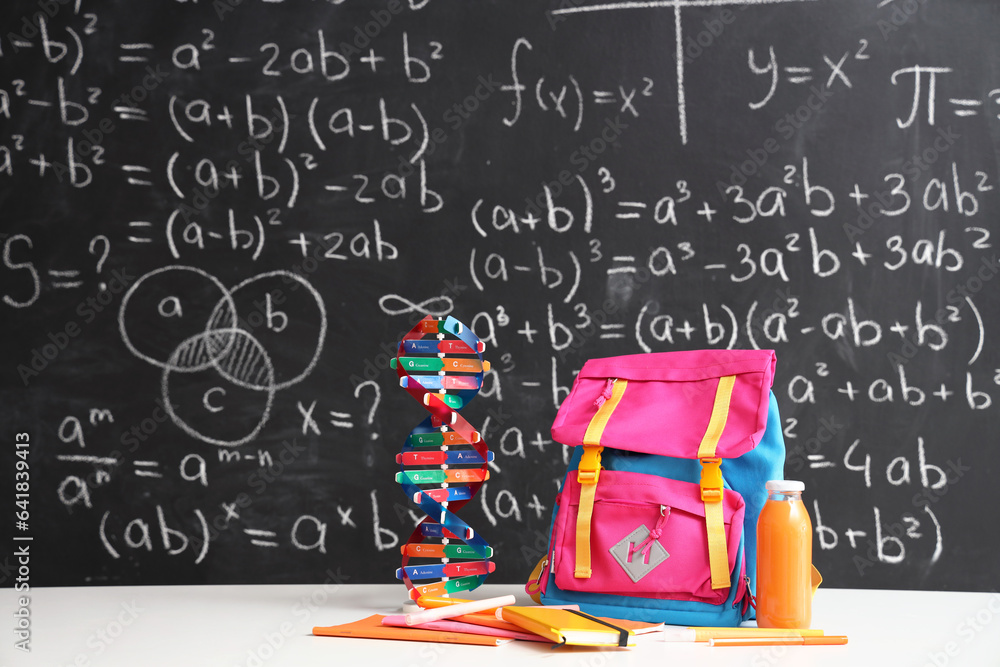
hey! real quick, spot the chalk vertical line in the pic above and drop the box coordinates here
[674,0,688,145]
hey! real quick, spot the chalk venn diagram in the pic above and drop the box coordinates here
[119,265,327,447]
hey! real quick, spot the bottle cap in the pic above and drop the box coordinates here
[766,479,805,493]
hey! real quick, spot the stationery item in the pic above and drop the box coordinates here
[393,316,495,601]
[448,611,656,640]
[532,350,786,627]
[416,596,580,614]
[312,614,510,646]
[380,615,550,643]
[497,606,636,647]
[452,613,534,633]
[415,595,477,608]
[619,619,666,635]
[709,635,848,647]
[661,626,824,642]
[756,480,819,628]
[404,594,516,625]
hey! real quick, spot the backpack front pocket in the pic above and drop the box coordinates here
[551,469,745,604]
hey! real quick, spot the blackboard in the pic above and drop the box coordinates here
[2,0,998,593]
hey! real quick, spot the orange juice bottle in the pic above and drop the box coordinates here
[756,480,813,628]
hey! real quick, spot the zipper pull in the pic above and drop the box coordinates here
[738,575,757,615]
[593,378,617,408]
[534,559,548,587]
[635,505,670,559]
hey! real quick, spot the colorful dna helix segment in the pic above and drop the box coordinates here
[390,315,496,600]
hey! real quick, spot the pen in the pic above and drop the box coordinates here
[709,635,848,647]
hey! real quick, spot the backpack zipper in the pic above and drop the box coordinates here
[737,575,757,615]
[533,558,549,588]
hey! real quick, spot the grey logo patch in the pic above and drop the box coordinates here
[609,525,669,583]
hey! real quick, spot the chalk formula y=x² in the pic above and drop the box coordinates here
[551,0,819,144]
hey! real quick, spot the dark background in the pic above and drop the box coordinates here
[1,0,998,591]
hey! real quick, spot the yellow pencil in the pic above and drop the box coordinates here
[661,627,825,642]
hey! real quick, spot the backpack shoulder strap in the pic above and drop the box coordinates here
[575,379,628,579]
[698,375,736,589]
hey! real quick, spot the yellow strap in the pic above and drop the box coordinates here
[705,499,729,589]
[583,380,628,447]
[575,379,628,579]
[575,481,598,578]
[698,375,736,590]
[697,375,736,459]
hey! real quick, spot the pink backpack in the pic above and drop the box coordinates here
[529,349,786,626]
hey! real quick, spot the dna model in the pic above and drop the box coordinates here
[391,315,496,600]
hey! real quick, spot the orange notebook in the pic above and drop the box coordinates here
[313,614,511,646]
[497,607,636,647]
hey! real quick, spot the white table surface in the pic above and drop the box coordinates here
[4,584,1000,666]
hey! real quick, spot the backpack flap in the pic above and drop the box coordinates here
[550,349,776,592]
[551,349,776,459]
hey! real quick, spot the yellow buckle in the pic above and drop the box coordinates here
[700,457,723,503]
[577,445,602,485]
